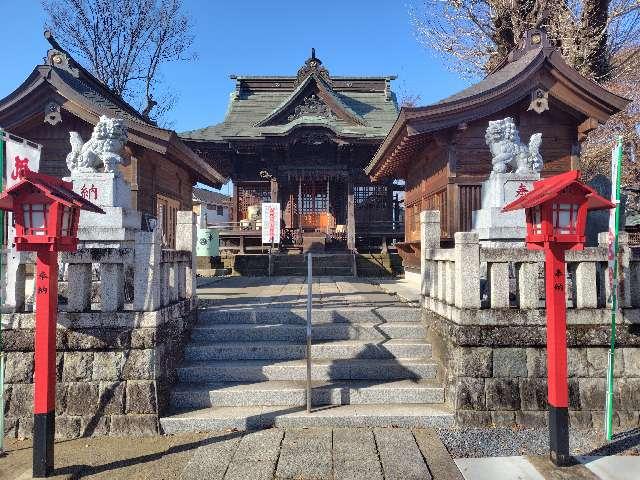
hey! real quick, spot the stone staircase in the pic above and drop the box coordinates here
[160,306,453,432]
[272,254,354,276]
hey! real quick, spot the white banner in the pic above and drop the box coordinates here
[261,202,281,244]
[607,144,621,300]
[5,137,41,188]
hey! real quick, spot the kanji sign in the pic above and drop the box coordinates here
[261,202,281,244]
[516,182,529,197]
[80,183,98,200]
[5,138,41,188]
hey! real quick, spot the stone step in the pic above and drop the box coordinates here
[197,307,422,325]
[170,380,445,409]
[274,267,353,276]
[176,358,437,383]
[189,322,426,342]
[184,339,431,361]
[160,404,455,433]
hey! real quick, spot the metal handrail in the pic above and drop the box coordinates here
[306,253,312,413]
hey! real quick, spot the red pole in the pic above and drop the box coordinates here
[33,250,58,477]
[544,244,570,466]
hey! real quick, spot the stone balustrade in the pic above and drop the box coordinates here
[417,210,640,430]
[420,210,640,324]
[2,211,198,439]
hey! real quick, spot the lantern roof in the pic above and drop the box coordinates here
[0,171,105,214]
[502,170,615,213]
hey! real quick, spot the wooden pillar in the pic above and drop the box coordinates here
[270,178,278,203]
[326,177,330,234]
[232,183,239,223]
[298,177,302,231]
[347,179,356,252]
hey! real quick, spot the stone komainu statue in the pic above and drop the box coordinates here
[485,117,543,174]
[66,115,127,175]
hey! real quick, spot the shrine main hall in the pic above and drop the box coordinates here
[181,50,402,254]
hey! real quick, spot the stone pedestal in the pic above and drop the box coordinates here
[472,172,539,247]
[65,172,141,247]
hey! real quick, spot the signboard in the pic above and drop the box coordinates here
[261,202,280,244]
[196,228,219,257]
[4,136,41,188]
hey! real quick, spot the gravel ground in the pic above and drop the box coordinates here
[437,427,640,458]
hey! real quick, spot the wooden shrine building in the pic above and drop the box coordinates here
[0,33,226,247]
[182,50,401,253]
[366,29,628,269]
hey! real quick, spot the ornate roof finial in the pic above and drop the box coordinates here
[44,30,79,77]
[295,48,330,86]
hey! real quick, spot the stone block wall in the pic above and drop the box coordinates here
[428,310,640,429]
[417,210,640,429]
[2,299,196,439]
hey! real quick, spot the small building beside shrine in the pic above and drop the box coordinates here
[366,29,628,273]
[0,33,226,247]
[182,50,402,256]
[192,187,232,226]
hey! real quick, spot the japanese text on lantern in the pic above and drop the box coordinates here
[80,184,98,201]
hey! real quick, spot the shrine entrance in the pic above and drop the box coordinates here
[300,180,331,231]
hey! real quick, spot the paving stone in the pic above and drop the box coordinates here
[333,428,383,480]
[413,428,464,480]
[225,429,284,480]
[275,428,332,480]
[181,433,241,480]
[374,428,432,480]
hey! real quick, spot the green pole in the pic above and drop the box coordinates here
[605,136,623,441]
[0,128,5,454]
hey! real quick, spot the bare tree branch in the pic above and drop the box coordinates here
[43,0,196,123]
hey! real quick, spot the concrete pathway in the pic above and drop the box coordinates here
[455,455,640,480]
[181,427,462,480]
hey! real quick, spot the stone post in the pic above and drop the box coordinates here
[454,232,480,309]
[517,263,539,309]
[445,261,455,304]
[574,261,597,309]
[133,228,162,311]
[100,263,124,311]
[5,255,27,312]
[488,262,509,308]
[176,211,196,298]
[421,210,440,298]
[66,263,92,312]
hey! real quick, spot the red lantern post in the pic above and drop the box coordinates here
[0,171,103,477]
[503,170,614,466]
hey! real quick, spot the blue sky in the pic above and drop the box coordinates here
[1,1,472,193]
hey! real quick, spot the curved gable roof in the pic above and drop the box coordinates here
[366,30,630,180]
[0,35,226,187]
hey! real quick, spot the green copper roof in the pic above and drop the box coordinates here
[181,53,399,143]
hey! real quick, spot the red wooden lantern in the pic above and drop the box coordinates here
[504,170,614,466]
[0,170,103,478]
[0,171,103,252]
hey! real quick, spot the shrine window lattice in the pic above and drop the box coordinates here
[238,184,271,219]
[354,186,389,208]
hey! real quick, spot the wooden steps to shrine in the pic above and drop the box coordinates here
[161,305,450,432]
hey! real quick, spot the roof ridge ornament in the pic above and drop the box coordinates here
[508,29,553,63]
[295,48,331,86]
[44,30,79,77]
